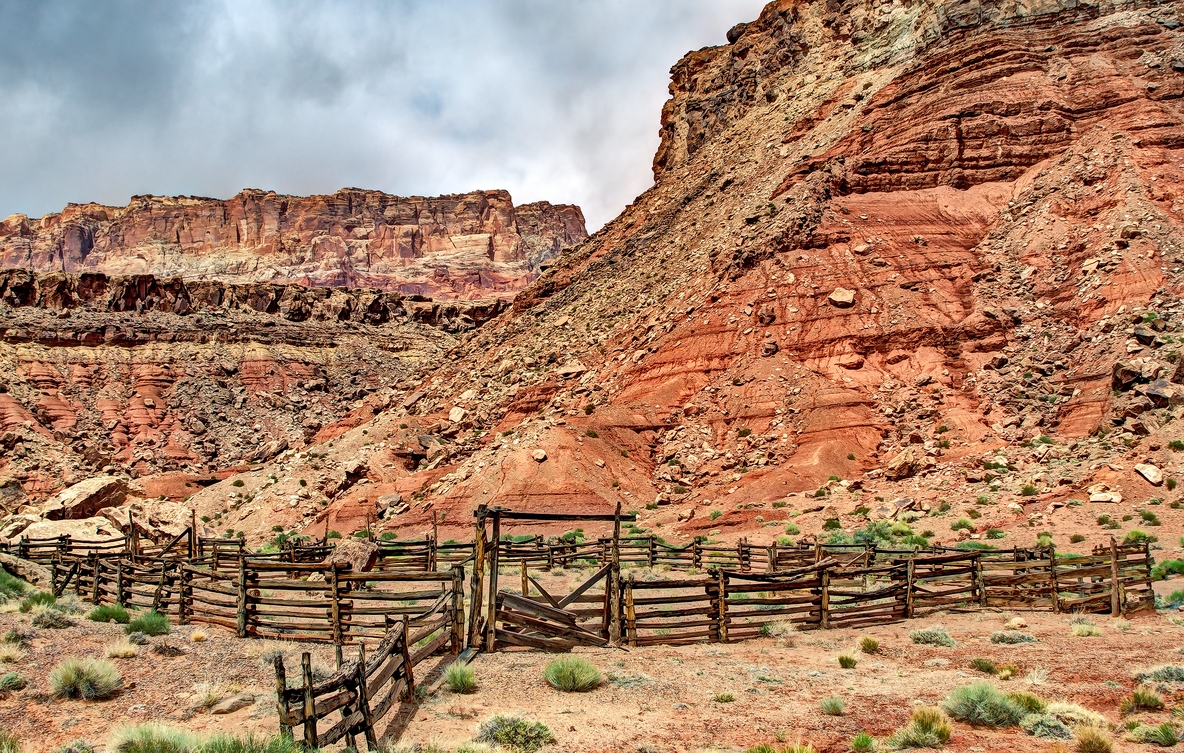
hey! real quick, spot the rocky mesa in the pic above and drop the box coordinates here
[0,188,587,301]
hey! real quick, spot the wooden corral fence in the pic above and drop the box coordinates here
[274,617,426,750]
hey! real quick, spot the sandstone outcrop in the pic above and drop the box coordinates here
[40,476,127,520]
[0,190,587,301]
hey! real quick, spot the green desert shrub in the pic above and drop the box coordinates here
[970,658,997,675]
[88,604,130,624]
[0,570,27,600]
[1121,687,1164,714]
[1071,623,1101,637]
[1045,702,1105,728]
[53,742,97,753]
[850,732,875,753]
[1007,691,1046,714]
[109,724,197,753]
[444,661,478,693]
[888,706,953,748]
[475,715,555,753]
[909,626,955,647]
[0,672,26,691]
[713,692,735,703]
[820,696,845,715]
[991,630,1036,645]
[859,636,879,654]
[126,610,169,637]
[18,591,56,613]
[1020,713,1072,740]
[1074,726,1113,753]
[1132,723,1180,748]
[0,731,18,753]
[198,733,306,752]
[838,655,857,669]
[941,682,1025,726]
[1137,666,1184,683]
[543,656,601,692]
[50,657,121,700]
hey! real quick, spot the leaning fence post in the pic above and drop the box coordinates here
[274,654,292,740]
[357,644,377,750]
[301,652,318,748]
[236,557,248,638]
[401,614,415,701]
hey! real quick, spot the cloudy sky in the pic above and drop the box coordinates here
[0,1,768,231]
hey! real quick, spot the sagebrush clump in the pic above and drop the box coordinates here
[126,610,170,637]
[50,657,121,700]
[444,661,478,693]
[475,715,555,753]
[889,706,953,748]
[909,626,955,647]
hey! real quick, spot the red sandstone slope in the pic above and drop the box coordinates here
[0,189,587,301]
[74,0,1184,552]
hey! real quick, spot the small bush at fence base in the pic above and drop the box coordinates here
[543,657,601,692]
[126,611,169,637]
[33,610,74,629]
[475,715,555,753]
[88,604,130,624]
[445,662,478,693]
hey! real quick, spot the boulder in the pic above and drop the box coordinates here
[1136,463,1164,486]
[327,538,379,573]
[41,476,127,521]
[761,341,780,357]
[210,693,256,715]
[448,406,467,423]
[0,478,25,511]
[1112,361,1140,389]
[18,516,122,542]
[0,553,53,590]
[828,287,856,308]
[531,449,548,462]
[884,447,920,480]
[837,353,865,370]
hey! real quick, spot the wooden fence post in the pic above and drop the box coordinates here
[692,541,702,570]
[356,644,377,750]
[718,570,729,642]
[819,568,830,630]
[178,565,191,624]
[330,563,343,654]
[975,555,987,607]
[625,573,637,647]
[769,541,778,573]
[486,511,501,652]
[115,560,124,605]
[905,557,916,619]
[301,652,318,748]
[274,654,292,740]
[236,557,248,638]
[609,502,622,646]
[1110,536,1121,616]
[648,535,655,568]
[521,560,529,596]
[90,553,101,604]
[1048,545,1060,613]
[401,614,415,701]
[451,566,465,654]
[468,511,486,649]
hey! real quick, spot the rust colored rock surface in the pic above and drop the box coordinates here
[0,190,586,301]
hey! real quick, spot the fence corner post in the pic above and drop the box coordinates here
[274,654,292,741]
[301,652,318,748]
[236,556,248,639]
[819,568,830,630]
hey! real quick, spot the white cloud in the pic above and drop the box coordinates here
[0,0,768,230]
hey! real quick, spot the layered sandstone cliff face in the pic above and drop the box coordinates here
[15,0,1184,551]
[0,189,587,301]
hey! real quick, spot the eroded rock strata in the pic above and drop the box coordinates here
[0,189,587,301]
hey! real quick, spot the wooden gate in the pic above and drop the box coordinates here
[493,565,612,651]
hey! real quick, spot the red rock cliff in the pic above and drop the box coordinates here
[0,189,587,301]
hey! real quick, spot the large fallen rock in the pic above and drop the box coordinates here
[884,447,920,480]
[327,538,379,573]
[17,516,122,543]
[41,476,127,521]
[0,553,52,590]
[1136,463,1164,486]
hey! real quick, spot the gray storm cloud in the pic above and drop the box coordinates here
[0,0,769,231]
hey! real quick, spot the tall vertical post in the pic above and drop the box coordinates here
[236,556,248,638]
[357,644,377,750]
[485,510,501,652]
[430,510,439,571]
[1110,536,1121,616]
[1048,544,1060,613]
[189,509,197,559]
[609,502,623,645]
[468,507,486,649]
[301,652,318,748]
[819,568,830,630]
[451,566,465,654]
[274,655,291,740]
[975,554,987,607]
[769,541,778,573]
[520,560,529,596]
[625,573,637,647]
[717,570,729,643]
[905,557,916,619]
[400,614,416,701]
